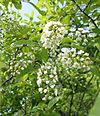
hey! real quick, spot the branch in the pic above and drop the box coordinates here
[1,76,13,87]
[71,0,98,28]
[0,48,20,87]
[84,0,91,11]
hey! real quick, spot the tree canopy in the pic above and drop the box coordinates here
[0,0,100,116]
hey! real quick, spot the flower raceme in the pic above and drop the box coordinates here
[40,21,66,49]
[37,21,92,101]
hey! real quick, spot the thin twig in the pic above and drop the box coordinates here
[0,76,13,87]
[84,0,91,11]
[71,0,98,28]
[0,48,19,87]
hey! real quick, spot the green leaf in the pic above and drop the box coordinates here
[29,34,41,41]
[0,62,6,68]
[92,28,100,34]
[22,46,30,53]
[71,44,84,50]
[61,15,70,24]
[13,40,35,47]
[43,112,60,116]
[90,65,100,77]
[48,97,61,110]
[89,93,100,116]
[17,64,34,78]
[60,37,74,44]
[40,48,48,62]
[32,103,47,112]
[29,2,46,16]
[14,1,22,9]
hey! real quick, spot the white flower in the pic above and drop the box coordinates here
[75,31,81,36]
[42,97,46,101]
[82,29,89,33]
[44,70,47,74]
[49,74,53,78]
[40,21,66,49]
[48,96,52,100]
[18,52,23,57]
[70,27,76,32]
[50,84,55,88]
[80,58,84,61]
[38,88,43,93]
[77,50,84,55]
[88,33,97,37]
[61,48,68,53]
[54,89,58,96]
[71,48,76,52]
[37,69,42,76]
[46,80,49,84]
[44,89,48,93]
[84,53,89,56]
[37,79,42,87]
[21,67,24,70]
[53,79,57,83]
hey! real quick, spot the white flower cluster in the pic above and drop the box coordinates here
[68,26,97,46]
[37,59,60,100]
[40,21,66,49]
[37,21,93,101]
[7,51,35,76]
[56,48,91,70]
[36,47,92,101]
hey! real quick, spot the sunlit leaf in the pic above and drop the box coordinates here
[48,97,61,110]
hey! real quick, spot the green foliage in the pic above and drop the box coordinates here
[0,0,100,116]
[89,93,100,116]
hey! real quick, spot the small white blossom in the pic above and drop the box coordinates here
[50,84,55,88]
[37,79,42,87]
[48,96,52,100]
[49,74,53,78]
[54,89,58,96]
[77,50,84,55]
[42,97,46,101]
[44,89,48,93]
[38,88,43,93]
[61,48,68,53]
[46,80,49,84]
[44,70,47,74]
